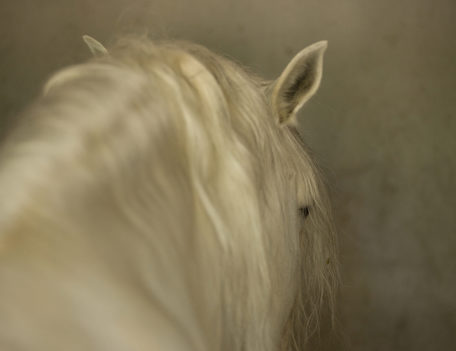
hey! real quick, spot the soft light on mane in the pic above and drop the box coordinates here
[0,36,338,351]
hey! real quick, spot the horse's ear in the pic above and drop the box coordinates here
[82,35,108,57]
[271,41,327,125]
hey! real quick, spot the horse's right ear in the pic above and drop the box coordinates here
[82,35,108,57]
[271,41,327,126]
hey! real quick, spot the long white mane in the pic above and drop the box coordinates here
[0,36,338,351]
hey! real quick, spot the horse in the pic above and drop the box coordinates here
[0,35,338,351]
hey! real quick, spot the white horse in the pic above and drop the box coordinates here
[0,35,338,351]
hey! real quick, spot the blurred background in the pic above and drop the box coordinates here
[1,0,455,350]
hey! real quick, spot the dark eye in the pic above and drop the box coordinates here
[298,206,310,219]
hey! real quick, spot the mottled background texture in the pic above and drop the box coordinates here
[1,1,455,350]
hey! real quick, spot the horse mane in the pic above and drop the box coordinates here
[0,37,338,351]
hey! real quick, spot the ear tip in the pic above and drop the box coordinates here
[312,40,329,52]
[82,35,108,56]
[82,34,94,44]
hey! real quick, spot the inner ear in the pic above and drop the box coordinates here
[271,41,327,125]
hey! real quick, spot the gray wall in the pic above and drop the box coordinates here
[1,1,455,350]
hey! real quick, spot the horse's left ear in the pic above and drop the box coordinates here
[271,41,327,125]
[82,35,108,57]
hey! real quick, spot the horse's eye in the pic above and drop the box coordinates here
[298,206,310,219]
